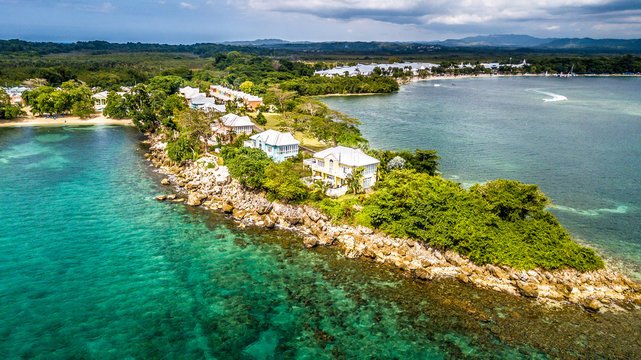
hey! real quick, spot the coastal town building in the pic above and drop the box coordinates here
[314,62,438,77]
[211,113,257,136]
[243,129,300,162]
[179,87,226,112]
[304,146,380,189]
[209,85,263,110]
[3,86,29,106]
[92,91,109,111]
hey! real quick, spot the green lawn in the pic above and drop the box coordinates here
[260,113,327,152]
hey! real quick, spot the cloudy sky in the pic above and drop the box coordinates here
[1,0,640,43]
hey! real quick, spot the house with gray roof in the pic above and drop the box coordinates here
[244,129,300,162]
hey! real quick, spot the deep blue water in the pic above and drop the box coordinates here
[320,76,641,279]
[2,125,641,359]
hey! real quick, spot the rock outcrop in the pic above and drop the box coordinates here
[144,134,641,311]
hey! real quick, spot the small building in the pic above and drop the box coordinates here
[244,129,300,162]
[92,91,109,111]
[10,94,25,106]
[212,113,257,136]
[304,146,380,189]
[179,86,200,99]
[209,85,263,110]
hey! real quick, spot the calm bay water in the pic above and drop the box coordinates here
[1,125,641,359]
[320,76,641,279]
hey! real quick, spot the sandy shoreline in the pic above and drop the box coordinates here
[0,114,133,127]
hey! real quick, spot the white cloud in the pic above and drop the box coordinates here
[180,2,196,9]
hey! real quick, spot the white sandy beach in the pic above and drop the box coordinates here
[0,114,133,127]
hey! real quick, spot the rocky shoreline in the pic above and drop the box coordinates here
[144,134,641,312]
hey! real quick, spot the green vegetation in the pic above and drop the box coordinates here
[220,147,272,189]
[22,80,94,117]
[220,146,310,202]
[263,161,310,202]
[2,41,611,273]
[356,171,603,271]
[0,90,24,119]
[103,81,188,132]
[166,135,200,162]
[369,148,441,177]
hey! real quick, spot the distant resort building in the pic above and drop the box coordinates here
[179,86,225,112]
[210,85,263,110]
[304,146,380,190]
[243,129,300,162]
[3,86,29,106]
[212,113,257,136]
[314,62,439,77]
[316,60,530,77]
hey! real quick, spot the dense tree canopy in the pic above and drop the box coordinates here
[359,170,604,271]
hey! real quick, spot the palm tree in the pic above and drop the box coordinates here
[345,167,364,195]
[313,179,329,197]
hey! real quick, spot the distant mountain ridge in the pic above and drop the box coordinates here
[433,34,641,51]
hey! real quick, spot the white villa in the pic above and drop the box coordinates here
[92,91,109,111]
[244,129,300,162]
[304,146,380,190]
[212,113,257,136]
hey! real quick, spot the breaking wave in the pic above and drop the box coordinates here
[551,204,630,216]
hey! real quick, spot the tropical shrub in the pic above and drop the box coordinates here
[357,170,604,271]
[263,161,309,202]
[166,135,200,162]
[221,147,271,188]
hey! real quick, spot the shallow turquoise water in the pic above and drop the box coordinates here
[320,77,641,279]
[2,125,641,359]
[0,125,539,359]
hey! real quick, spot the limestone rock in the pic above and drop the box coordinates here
[517,282,539,298]
[186,192,207,206]
[166,194,176,200]
[154,195,167,201]
[582,299,602,312]
[161,178,170,185]
[222,202,234,213]
[254,197,273,215]
[303,236,318,248]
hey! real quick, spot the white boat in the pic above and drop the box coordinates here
[434,84,441,87]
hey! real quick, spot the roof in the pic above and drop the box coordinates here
[313,146,380,167]
[92,91,109,99]
[250,129,300,147]
[201,103,226,112]
[190,94,216,106]
[221,113,255,128]
[179,86,201,99]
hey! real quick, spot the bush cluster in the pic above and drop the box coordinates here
[356,170,604,271]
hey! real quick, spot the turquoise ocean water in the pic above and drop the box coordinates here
[1,119,641,357]
[320,76,641,279]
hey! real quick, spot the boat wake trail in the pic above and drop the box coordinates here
[527,89,568,102]
[551,204,630,216]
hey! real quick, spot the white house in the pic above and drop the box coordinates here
[212,113,256,136]
[244,129,300,162]
[92,91,109,111]
[304,146,380,189]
